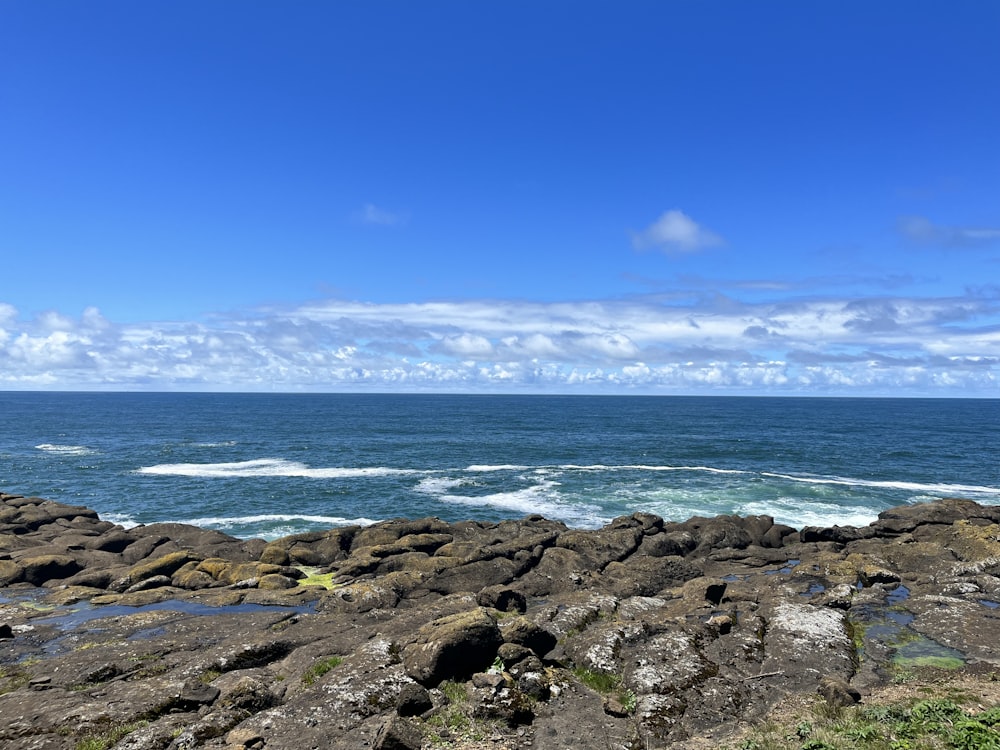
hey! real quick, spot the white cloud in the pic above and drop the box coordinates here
[358,203,408,226]
[439,333,494,358]
[1,291,999,394]
[632,209,723,253]
[898,215,1000,246]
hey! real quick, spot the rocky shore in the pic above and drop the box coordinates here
[2,491,1000,750]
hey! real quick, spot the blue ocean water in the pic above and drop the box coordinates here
[1,393,998,540]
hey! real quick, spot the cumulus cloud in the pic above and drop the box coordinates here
[2,291,1000,394]
[438,333,494,358]
[898,215,1000,247]
[357,203,408,226]
[632,209,724,253]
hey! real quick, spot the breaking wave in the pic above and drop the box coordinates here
[36,443,95,456]
[135,458,425,479]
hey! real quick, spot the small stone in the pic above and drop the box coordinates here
[226,728,264,747]
[374,716,422,750]
[472,672,506,689]
[707,614,733,634]
[396,682,432,717]
[602,695,629,717]
[818,675,861,707]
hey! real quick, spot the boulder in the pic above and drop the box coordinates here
[401,607,502,686]
[19,554,81,585]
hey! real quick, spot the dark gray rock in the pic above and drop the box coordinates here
[402,607,503,686]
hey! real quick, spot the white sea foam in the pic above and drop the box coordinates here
[736,498,882,530]
[559,463,748,475]
[465,464,532,472]
[414,476,478,494]
[135,458,425,479]
[180,514,377,529]
[426,477,606,527]
[35,443,95,456]
[467,462,748,475]
[760,472,1000,498]
[101,512,139,529]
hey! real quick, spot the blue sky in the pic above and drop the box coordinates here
[2,1,999,395]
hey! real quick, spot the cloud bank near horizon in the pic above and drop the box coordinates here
[2,290,998,395]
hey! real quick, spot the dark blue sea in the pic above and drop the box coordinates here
[1,393,998,540]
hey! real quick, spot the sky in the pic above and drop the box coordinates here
[2,1,999,396]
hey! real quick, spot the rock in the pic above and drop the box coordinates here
[682,576,728,605]
[374,715,423,750]
[124,573,173,593]
[601,555,702,597]
[476,584,527,612]
[113,550,200,591]
[818,675,862,707]
[173,679,222,709]
[0,559,23,585]
[18,554,81,585]
[499,616,557,658]
[402,607,503,686]
[4,491,1000,750]
[556,526,643,569]
[760,601,855,691]
[218,676,280,711]
[395,682,432,716]
[226,728,266,747]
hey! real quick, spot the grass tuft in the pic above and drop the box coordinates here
[75,720,147,750]
[302,655,343,685]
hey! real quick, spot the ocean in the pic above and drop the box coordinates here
[1,393,998,541]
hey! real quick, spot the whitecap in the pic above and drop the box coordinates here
[465,464,532,472]
[414,476,478,494]
[134,458,425,479]
[556,463,748,475]
[179,513,377,529]
[759,472,1000,498]
[736,498,882,530]
[35,443,95,456]
[101,512,140,529]
[432,479,606,528]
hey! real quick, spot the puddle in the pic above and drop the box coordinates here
[765,559,801,576]
[887,585,910,605]
[800,582,827,597]
[979,600,1000,609]
[0,588,56,611]
[30,598,317,632]
[893,639,966,670]
[851,604,965,670]
[128,626,168,641]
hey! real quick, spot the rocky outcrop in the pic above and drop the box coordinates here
[2,491,1000,749]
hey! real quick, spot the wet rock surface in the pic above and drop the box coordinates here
[2,492,1000,749]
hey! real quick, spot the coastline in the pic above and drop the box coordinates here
[2,490,1000,749]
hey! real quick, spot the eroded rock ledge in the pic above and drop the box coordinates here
[2,491,1000,749]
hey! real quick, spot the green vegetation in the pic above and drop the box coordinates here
[573,666,637,714]
[422,680,504,748]
[895,656,965,671]
[301,655,343,685]
[199,668,221,684]
[0,666,30,695]
[296,566,341,589]
[75,720,148,750]
[727,697,1000,750]
[440,679,469,704]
